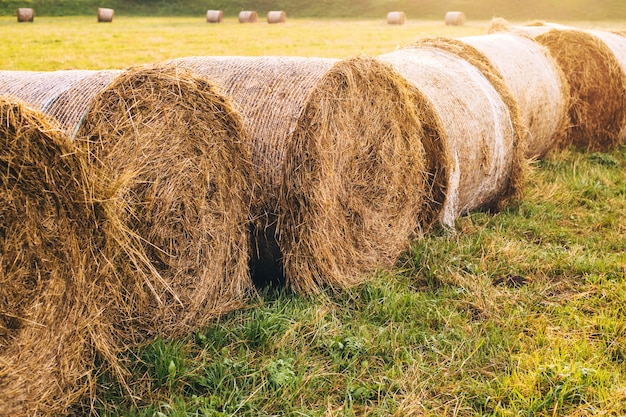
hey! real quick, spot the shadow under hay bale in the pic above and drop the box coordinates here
[267,10,287,24]
[387,11,406,25]
[168,56,430,294]
[449,34,570,159]
[0,96,122,416]
[239,10,258,23]
[380,42,525,226]
[17,7,33,22]
[0,66,255,342]
[487,19,626,151]
[445,11,465,26]
[206,9,224,23]
[97,7,114,22]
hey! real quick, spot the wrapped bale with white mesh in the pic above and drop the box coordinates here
[206,9,224,23]
[239,10,258,23]
[380,42,525,226]
[169,56,432,294]
[0,66,255,342]
[267,10,287,23]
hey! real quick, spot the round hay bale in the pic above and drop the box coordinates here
[206,9,224,23]
[17,7,33,22]
[387,11,406,25]
[169,56,429,293]
[97,7,114,23]
[380,42,525,225]
[460,33,570,158]
[445,11,465,26]
[0,95,116,415]
[0,66,255,340]
[238,10,258,23]
[267,10,287,24]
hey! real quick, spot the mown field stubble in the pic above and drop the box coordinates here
[1,16,626,416]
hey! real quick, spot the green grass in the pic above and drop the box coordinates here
[2,16,626,417]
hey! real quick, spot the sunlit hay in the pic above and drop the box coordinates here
[206,10,224,23]
[380,42,525,226]
[169,56,429,294]
[238,11,258,23]
[459,33,570,159]
[0,96,117,416]
[267,11,287,24]
[17,8,33,22]
[387,11,406,25]
[486,18,572,36]
[97,7,114,23]
[445,11,465,26]
[0,66,255,341]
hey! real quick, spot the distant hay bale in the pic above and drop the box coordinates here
[238,10,258,23]
[206,9,224,23]
[459,33,570,158]
[445,11,465,26]
[169,56,429,293]
[0,66,255,341]
[17,7,33,22]
[387,11,406,25]
[0,96,118,416]
[97,7,114,23]
[267,10,287,24]
[380,42,525,225]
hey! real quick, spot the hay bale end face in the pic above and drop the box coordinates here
[206,9,224,23]
[97,7,114,22]
[17,7,34,22]
[267,10,287,24]
[170,56,429,294]
[445,11,465,26]
[387,11,406,25]
[238,10,258,23]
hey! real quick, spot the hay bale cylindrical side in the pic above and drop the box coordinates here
[380,44,524,225]
[0,95,116,416]
[460,33,570,159]
[206,9,224,23]
[267,10,287,24]
[0,66,255,341]
[97,7,114,22]
[444,11,465,26]
[169,56,429,294]
[387,11,406,25]
[238,10,258,23]
[17,7,34,22]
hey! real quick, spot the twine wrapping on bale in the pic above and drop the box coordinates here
[488,20,626,150]
[169,56,430,294]
[238,10,258,23]
[380,42,525,226]
[445,11,465,26]
[97,7,114,23]
[267,10,287,24]
[0,65,255,342]
[458,33,570,159]
[387,11,406,25]
[206,9,224,23]
[0,95,124,416]
[17,7,33,22]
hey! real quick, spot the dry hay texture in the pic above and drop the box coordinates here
[267,10,287,24]
[97,7,114,22]
[380,40,525,226]
[206,9,224,23]
[488,20,626,150]
[459,33,570,159]
[239,10,258,23]
[17,7,34,22]
[387,11,406,25]
[0,66,255,341]
[169,56,429,294]
[445,11,465,26]
[0,96,119,415]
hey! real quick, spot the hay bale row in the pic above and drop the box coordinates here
[168,56,429,293]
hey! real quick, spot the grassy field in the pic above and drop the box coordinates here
[1,17,626,417]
